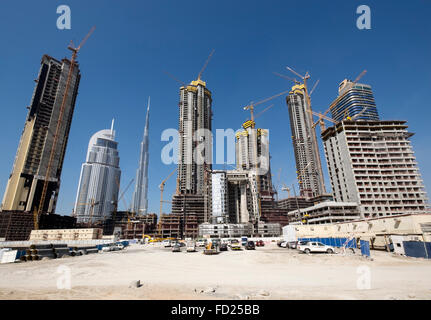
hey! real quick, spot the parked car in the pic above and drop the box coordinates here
[229,239,242,250]
[298,241,335,254]
[196,239,207,247]
[172,243,181,252]
[102,246,112,252]
[163,240,172,247]
[255,240,264,247]
[186,241,196,252]
[219,243,228,251]
[245,241,256,250]
[278,241,287,248]
[241,237,248,246]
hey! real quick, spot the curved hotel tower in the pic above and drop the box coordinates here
[74,121,121,223]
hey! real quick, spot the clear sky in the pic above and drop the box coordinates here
[0,0,430,215]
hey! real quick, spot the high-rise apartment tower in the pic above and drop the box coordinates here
[286,84,326,198]
[1,55,80,213]
[322,120,428,218]
[172,78,213,224]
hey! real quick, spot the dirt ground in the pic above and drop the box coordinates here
[0,242,430,300]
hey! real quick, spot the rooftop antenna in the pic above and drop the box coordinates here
[111,118,115,137]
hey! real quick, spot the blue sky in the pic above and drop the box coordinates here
[0,0,430,215]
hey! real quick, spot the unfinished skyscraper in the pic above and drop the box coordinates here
[322,120,429,218]
[1,54,80,214]
[286,84,326,198]
[171,78,213,224]
[74,122,121,224]
[131,98,150,215]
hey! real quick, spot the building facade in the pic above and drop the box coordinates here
[286,84,326,198]
[131,98,150,215]
[1,54,80,214]
[330,80,380,122]
[172,78,213,224]
[176,79,212,194]
[287,201,360,225]
[211,171,228,223]
[322,120,429,218]
[74,124,121,223]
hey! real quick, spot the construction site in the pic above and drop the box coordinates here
[0,5,431,302]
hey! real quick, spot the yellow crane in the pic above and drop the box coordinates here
[159,168,177,216]
[75,198,100,227]
[243,89,291,127]
[197,49,215,80]
[34,26,95,230]
[114,177,135,229]
[243,89,290,222]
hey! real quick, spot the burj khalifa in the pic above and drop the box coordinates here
[131,97,150,215]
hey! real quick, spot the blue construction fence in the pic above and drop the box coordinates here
[403,241,431,259]
[298,237,357,249]
[360,240,370,257]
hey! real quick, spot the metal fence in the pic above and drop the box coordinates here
[298,237,358,248]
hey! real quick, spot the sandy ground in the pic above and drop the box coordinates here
[0,242,430,300]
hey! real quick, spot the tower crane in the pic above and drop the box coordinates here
[159,168,177,216]
[197,49,215,81]
[281,184,291,197]
[34,26,95,230]
[273,72,301,85]
[242,89,290,222]
[243,89,291,127]
[163,70,186,86]
[75,198,100,227]
[114,177,135,229]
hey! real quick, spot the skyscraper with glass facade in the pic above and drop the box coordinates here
[74,123,121,223]
[330,80,380,122]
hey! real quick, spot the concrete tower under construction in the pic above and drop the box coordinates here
[171,78,213,224]
[131,98,150,215]
[286,84,326,198]
[1,54,80,214]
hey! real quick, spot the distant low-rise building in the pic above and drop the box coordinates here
[287,201,360,225]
